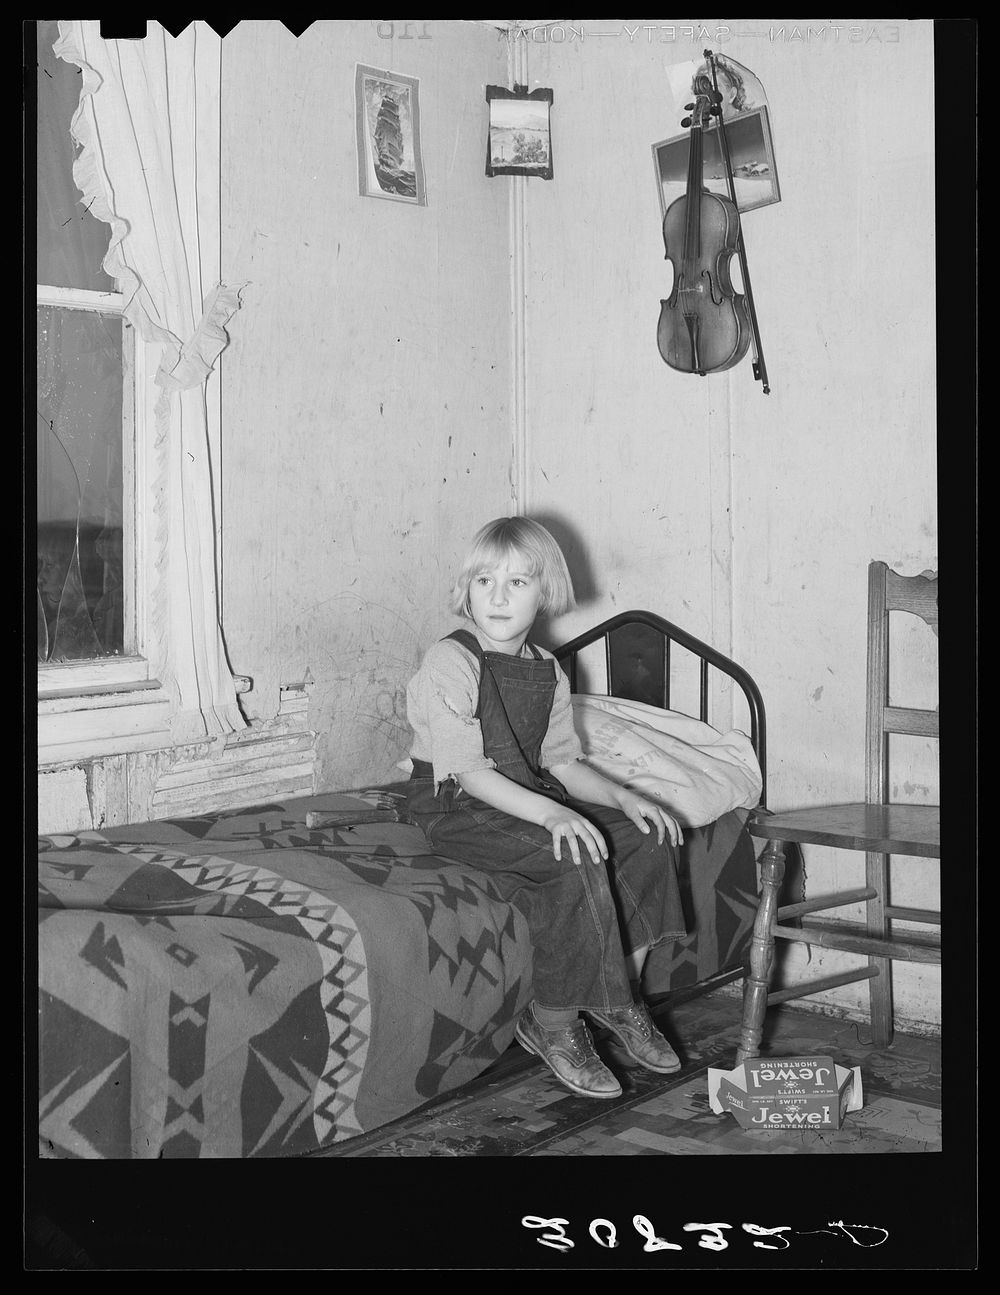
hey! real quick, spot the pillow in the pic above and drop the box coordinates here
[571,693,762,828]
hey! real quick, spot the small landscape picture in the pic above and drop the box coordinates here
[486,87,554,179]
[653,105,780,217]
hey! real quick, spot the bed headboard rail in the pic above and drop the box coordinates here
[553,609,767,803]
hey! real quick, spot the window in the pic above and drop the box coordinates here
[36,21,153,694]
[36,21,168,761]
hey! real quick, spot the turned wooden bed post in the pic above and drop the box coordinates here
[736,838,785,1063]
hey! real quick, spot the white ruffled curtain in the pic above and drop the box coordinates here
[54,20,245,741]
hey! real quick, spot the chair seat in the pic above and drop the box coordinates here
[749,803,939,857]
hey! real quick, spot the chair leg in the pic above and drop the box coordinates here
[737,839,786,1063]
[866,849,894,1048]
[867,958,892,1048]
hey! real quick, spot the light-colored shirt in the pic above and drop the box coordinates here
[406,634,584,787]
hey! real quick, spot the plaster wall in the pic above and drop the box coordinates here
[220,20,516,791]
[521,19,939,1028]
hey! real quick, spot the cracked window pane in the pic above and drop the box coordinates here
[37,305,124,662]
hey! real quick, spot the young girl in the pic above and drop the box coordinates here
[404,516,688,1100]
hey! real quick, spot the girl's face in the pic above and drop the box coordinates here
[467,555,544,654]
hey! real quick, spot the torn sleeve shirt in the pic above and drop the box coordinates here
[405,635,583,789]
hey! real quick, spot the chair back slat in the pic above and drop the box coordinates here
[866,561,939,804]
[883,707,939,738]
[885,568,939,626]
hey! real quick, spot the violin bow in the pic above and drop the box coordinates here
[703,49,771,394]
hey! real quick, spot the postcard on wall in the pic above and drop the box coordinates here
[485,85,554,179]
[355,64,426,205]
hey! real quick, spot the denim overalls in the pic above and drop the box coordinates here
[406,629,686,1014]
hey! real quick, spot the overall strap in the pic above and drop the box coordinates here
[445,627,484,661]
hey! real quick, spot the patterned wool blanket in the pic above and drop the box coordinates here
[37,787,757,1158]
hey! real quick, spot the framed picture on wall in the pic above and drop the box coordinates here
[355,64,426,205]
[485,85,554,179]
[652,105,780,218]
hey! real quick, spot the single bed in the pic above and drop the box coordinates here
[37,610,766,1159]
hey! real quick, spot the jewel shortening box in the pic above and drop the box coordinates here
[707,1055,864,1130]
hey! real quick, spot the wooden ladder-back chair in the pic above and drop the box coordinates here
[737,561,940,1060]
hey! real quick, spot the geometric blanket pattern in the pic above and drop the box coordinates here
[37,786,756,1158]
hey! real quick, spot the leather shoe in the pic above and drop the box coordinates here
[515,1005,623,1099]
[587,1001,682,1074]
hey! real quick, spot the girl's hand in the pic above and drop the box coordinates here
[541,809,608,867]
[615,789,684,848]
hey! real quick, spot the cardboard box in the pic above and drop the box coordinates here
[707,1055,864,1131]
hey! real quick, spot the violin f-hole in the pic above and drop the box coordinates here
[702,268,724,307]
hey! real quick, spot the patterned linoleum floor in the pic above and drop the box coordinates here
[312,990,941,1157]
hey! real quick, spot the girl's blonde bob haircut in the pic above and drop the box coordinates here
[450,516,576,619]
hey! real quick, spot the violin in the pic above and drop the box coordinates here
[657,89,751,376]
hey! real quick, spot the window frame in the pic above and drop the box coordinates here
[36,283,172,763]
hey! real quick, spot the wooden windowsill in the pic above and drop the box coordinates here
[38,655,153,696]
[38,676,173,767]
[38,678,165,710]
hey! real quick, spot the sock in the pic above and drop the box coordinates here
[624,943,649,983]
[532,1004,579,1030]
